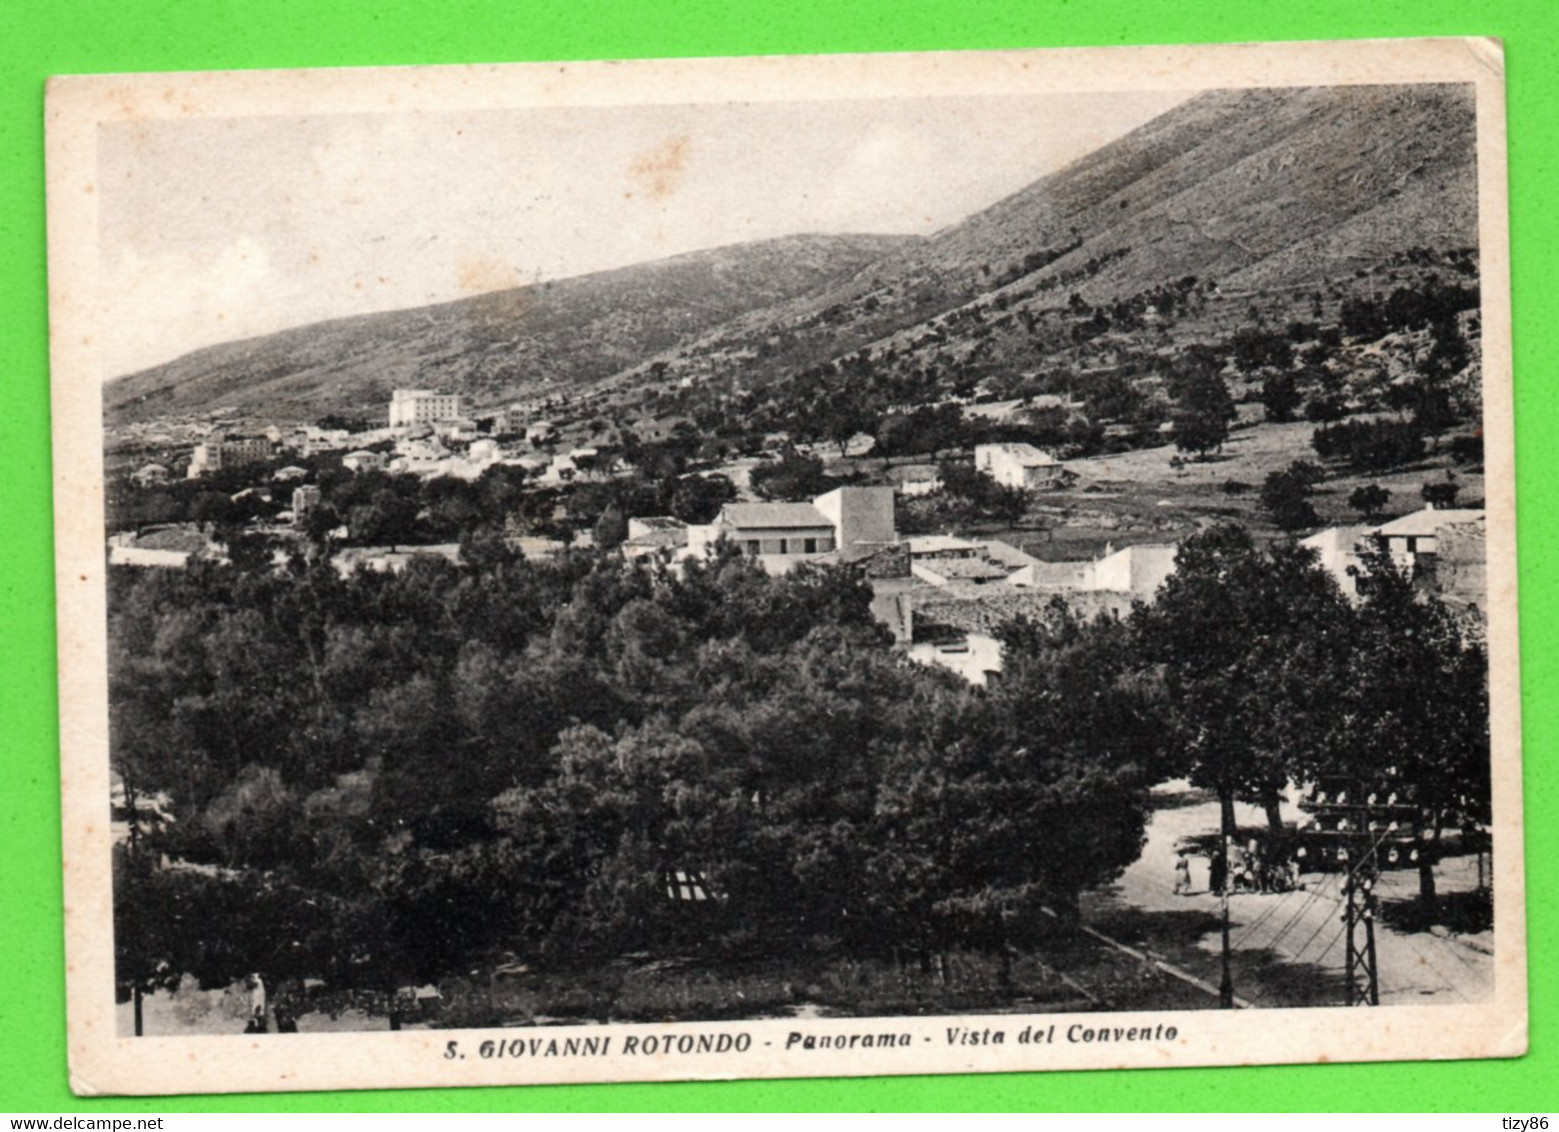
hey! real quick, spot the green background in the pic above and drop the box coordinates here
[3,0,1553,1113]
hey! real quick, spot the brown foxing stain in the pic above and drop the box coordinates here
[455,256,522,299]
[627,133,691,202]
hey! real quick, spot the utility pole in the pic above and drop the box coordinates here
[1342,847,1381,1007]
[1303,774,1411,1008]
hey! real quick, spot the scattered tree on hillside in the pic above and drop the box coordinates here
[1421,473,1461,509]
[1261,462,1322,532]
[1170,372,1234,458]
[749,447,828,502]
[593,505,628,550]
[1349,484,1391,522]
[1260,372,1302,423]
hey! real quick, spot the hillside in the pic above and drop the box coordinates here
[632,83,1478,393]
[107,83,1479,428]
[103,232,919,425]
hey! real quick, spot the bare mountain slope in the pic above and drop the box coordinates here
[638,83,1477,387]
[107,83,1477,425]
[104,233,919,425]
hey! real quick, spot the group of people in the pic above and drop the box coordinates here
[1174,840,1303,897]
[241,973,298,1034]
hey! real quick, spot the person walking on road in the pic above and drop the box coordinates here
[1173,851,1193,896]
[244,973,268,1034]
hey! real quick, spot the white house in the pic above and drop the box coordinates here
[467,438,501,465]
[686,485,896,571]
[341,450,387,473]
[1374,506,1486,575]
[1085,542,1178,600]
[974,443,1065,489]
[1300,525,1374,599]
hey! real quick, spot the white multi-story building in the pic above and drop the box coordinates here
[187,436,273,478]
[389,389,465,428]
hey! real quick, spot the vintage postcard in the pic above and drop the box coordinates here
[45,37,1523,1095]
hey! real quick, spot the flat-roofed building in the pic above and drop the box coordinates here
[187,436,273,478]
[389,388,465,428]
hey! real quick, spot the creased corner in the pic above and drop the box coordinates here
[1463,37,1505,79]
[1496,1013,1529,1060]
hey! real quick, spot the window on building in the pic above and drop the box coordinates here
[745,540,761,555]
[803,538,817,553]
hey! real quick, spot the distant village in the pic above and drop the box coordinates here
[105,384,1488,688]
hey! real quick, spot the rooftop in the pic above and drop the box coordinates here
[980,442,1059,466]
[718,502,833,529]
[907,535,982,556]
[1375,507,1485,539]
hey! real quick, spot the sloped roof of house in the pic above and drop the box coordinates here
[719,502,833,529]
[1375,508,1485,538]
[981,442,1059,465]
[630,516,688,533]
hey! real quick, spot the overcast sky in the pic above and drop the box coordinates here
[97,90,1191,379]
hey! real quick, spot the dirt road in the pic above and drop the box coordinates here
[1080,782,1493,1008]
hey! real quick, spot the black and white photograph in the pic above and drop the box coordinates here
[45,39,1523,1094]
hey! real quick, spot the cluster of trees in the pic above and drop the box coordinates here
[110,544,1157,1018]
[1133,526,1488,909]
[111,517,1489,1024]
[1311,418,1428,472]
[896,458,1034,535]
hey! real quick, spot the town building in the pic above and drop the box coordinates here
[973,442,1065,489]
[388,388,465,428]
[1374,506,1486,578]
[291,485,322,519]
[1299,525,1374,599]
[686,486,897,570]
[186,436,274,478]
[467,438,501,465]
[341,450,387,473]
[622,516,690,560]
[131,463,170,487]
[432,417,481,442]
[499,404,530,436]
[1084,542,1178,601]
[1303,508,1487,609]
